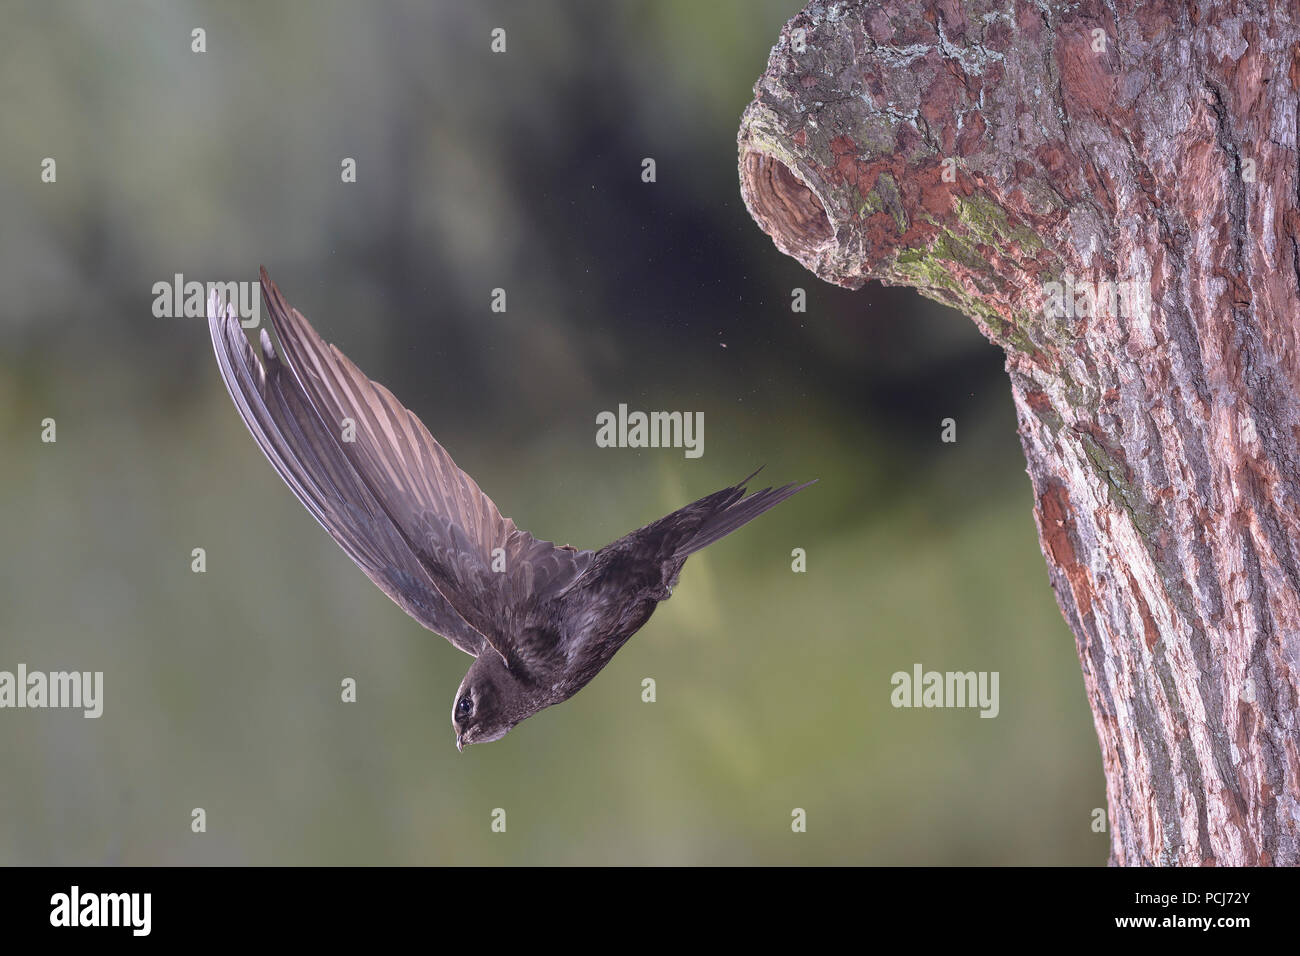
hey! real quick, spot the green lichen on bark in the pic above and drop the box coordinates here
[954,193,1045,252]
[854,184,883,219]
[1078,429,1161,539]
[884,230,1048,360]
[872,173,909,235]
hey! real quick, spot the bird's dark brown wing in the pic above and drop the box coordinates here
[208,271,593,663]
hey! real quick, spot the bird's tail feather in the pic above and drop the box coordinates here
[673,473,816,558]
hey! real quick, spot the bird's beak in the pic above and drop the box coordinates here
[455,734,464,753]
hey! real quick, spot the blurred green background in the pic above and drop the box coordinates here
[0,0,1103,864]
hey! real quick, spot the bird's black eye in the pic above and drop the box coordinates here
[456,695,473,718]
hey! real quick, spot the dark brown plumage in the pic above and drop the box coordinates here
[208,269,813,748]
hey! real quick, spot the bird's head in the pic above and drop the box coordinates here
[453,652,524,750]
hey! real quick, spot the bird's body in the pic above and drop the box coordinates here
[209,270,812,748]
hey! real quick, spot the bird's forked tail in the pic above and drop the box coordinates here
[672,469,816,559]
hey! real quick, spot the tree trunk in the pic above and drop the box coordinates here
[738,0,1300,865]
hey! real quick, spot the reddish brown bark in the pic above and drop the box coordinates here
[739,0,1300,865]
